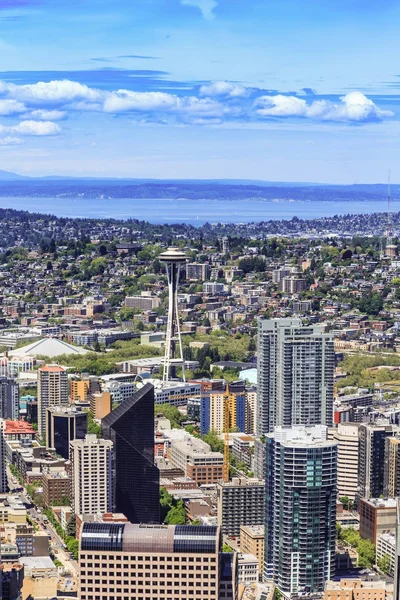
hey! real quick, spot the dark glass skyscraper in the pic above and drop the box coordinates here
[102,383,160,524]
[46,406,87,459]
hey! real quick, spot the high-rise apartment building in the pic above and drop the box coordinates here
[0,419,7,493]
[257,318,334,436]
[384,437,400,498]
[70,434,113,517]
[0,376,19,421]
[79,522,237,600]
[200,388,245,436]
[393,500,400,600]
[46,405,87,459]
[329,423,360,503]
[217,477,264,536]
[186,263,211,281]
[102,383,160,524]
[245,389,257,435]
[358,423,399,502]
[265,425,337,597]
[37,366,68,437]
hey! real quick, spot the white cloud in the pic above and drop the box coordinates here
[0,136,22,146]
[0,79,102,104]
[255,91,394,122]
[0,76,393,130]
[29,109,67,121]
[0,120,61,137]
[199,81,248,98]
[180,0,217,20]
[103,90,226,117]
[0,99,26,116]
[103,90,179,113]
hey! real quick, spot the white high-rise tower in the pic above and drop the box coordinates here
[159,247,187,382]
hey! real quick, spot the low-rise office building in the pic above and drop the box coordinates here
[169,434,224,485]
[359,498,397,544]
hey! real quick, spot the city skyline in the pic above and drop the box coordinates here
[0,0,399,182]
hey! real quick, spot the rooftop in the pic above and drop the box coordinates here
[5,421,35,435]
[12,337,88,358]
[219,477,264,488]
[19,556,57,570]
[38,365,66,373]
[240,525,265,537]
[363,498,397,509]
[325,580,386,591]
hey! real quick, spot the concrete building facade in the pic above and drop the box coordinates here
[37,366,68,437]
[70,434,113,517]
[217,477,264,537]
[79,522,237,600]
[257,318,334,436]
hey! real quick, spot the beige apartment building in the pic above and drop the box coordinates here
[70,434,113,516]
[79,522,237,600]
[240,525,264,572]
[90,391,112,420]
[329,423,359,502]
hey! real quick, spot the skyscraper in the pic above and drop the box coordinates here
[102,383,160,524]
[70,434,113,516]
[0,376,19,421]
[265,425,337,596]
[257,318,334,436]
[46,405,87,459]
[37,366,68,437]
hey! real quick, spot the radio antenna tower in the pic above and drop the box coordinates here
[385,170,397,258]
[387,170,392,245]
[159,247,188,382]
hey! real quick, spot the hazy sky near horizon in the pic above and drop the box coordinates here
[0,0,400,182]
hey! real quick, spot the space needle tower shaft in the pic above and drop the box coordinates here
[159,247,188,382]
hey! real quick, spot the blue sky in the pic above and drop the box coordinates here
[0,0,399,182]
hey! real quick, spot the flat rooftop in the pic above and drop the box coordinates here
[363,498,397,509]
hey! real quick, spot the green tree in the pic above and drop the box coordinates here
[155,404,185,429]
[202,430,224,453]
[377,553,392,575]
[66,514,76,538]
[86,411,101,437]
[357,538,376,568]
[339,496,350,510]
[164,499,186,525]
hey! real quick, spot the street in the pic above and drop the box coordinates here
[6,465,79,576]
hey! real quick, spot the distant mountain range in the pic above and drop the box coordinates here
[0,169,397,202]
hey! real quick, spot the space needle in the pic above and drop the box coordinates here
[159,247,188,382]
